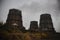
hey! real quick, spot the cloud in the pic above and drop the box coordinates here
[0,0,60,32]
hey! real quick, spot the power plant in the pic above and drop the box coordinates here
[0,9,60,40]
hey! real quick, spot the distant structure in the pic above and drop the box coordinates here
[39,14,55,32]
[29,21,38,31]
[0,9,60,40]
[6,9,25,30]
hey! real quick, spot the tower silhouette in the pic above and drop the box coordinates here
[29,21,38,31]
[39,14,55,32]
[6,9,25,30]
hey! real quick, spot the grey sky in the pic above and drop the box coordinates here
[0,0,60,32]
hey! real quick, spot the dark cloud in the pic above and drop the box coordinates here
[0,0,3,22]
[0,0,3,3]
[57,0,60,10]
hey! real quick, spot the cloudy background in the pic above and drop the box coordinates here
[0,0,60,32]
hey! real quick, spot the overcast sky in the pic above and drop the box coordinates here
[0,0,60,32]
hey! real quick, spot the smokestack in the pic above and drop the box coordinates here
[39,14,55,32]
[6,9,25,30]
[29,21,38,31]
